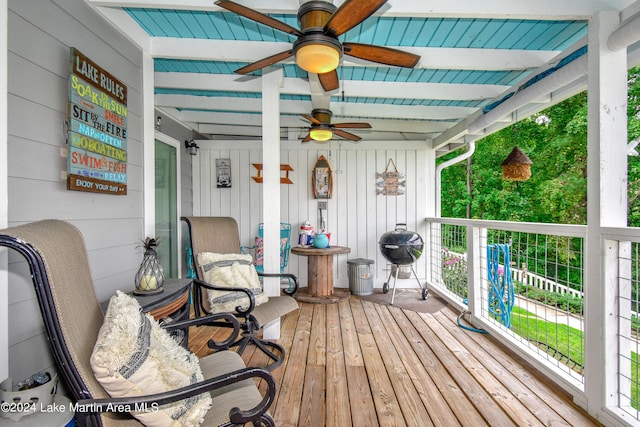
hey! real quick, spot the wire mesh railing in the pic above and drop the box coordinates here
[427,218,586,384]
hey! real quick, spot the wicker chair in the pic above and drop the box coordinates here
[0,219,275,426]
[182,216,299,371]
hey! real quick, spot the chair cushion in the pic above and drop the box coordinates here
[196,252,268,314]
[253,237,288,267]
[91,291,212,427]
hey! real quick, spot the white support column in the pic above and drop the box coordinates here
[424,146,436,285]
[0,0,8,382]
[261,67,283,340]
[142,52,156,237]
[585,10,627,417]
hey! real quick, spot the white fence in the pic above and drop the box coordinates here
[446,250,584,299]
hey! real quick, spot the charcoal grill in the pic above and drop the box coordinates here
[378,223,428,304]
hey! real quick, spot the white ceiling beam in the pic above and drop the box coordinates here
[197,124,278,137]
[157,93,475,121]
[379,0,631,19]
[86,0,299,13]
[155,71,506,101]
[155,94,311,114]
[154,72,312,95]
[88,5,153,51]
[185,110,453,133]
[87,0,628,19]
[150,38,557,71]
[338,80,506,101]
[317,102,474,120]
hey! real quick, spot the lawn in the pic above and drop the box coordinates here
[509,306,639,408]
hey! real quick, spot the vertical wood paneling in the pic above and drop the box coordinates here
[196,141,429,290]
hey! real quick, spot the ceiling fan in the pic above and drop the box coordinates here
[301,108,371,143]
[215,0,420,92]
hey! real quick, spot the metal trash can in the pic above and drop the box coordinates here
[347,258,375,296]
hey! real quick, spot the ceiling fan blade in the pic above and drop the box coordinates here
[302,133,313,143]
[318,70,339,92]
[344,42,420,68]
[333,122,372,129]
[324,0,388,37]
[234,50,294,75]
[301,114,321,125]
[333,129,362,141]
[215,0,303,36]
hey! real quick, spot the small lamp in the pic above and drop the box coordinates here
[501,147,532,181]
[309,125,333,142]
[293,30,342,74]
[185,139,199,156]
[295,43,340,74]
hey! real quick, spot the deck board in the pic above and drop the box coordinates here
[191,296,600,426]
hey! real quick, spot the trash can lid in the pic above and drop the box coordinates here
[347,258,374,265]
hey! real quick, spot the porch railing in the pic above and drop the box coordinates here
[424,217,640,425]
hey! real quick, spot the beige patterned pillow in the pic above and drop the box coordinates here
[91,291,211,427]
[196,252,268,314]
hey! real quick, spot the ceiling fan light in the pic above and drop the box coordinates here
[310,127,333,141]
[296,43,340,74]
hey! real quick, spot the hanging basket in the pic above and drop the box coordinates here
[501,147,532,181]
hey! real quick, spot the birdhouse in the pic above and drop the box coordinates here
[501,147,532,181]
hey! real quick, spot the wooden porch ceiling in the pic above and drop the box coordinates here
[190,297,599,426]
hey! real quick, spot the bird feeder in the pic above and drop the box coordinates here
[501,147,532,181]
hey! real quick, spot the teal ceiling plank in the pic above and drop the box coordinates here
[483,20,521,49]
[545,22,588,50]
[431,19,458,47]
[175,10,208,38]
[194,11,223,39]
[469,20,503,48]
[402,18,428,46]
[498,20,539,49]
[125,8,167,36]
[445,18,479,47]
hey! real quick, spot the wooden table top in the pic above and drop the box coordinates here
[291,245,351,256]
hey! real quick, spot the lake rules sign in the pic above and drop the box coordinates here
[67,48,128,195]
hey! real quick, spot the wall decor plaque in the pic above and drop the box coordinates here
[67,48,128,195]
[377,158,406,196]
[312,155,332,199]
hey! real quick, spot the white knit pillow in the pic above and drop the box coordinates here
[91,291,211,427]
[196,252,268,314]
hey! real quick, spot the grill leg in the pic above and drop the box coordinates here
[410,265,422,289]
[390,264,400,305]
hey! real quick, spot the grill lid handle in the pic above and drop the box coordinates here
[395,223,407,230]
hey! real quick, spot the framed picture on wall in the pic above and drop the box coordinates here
[216,158,231,188]
[312,155,332,199]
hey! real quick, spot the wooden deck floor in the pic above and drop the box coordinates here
[190,297,599,426]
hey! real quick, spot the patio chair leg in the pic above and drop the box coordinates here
[230,334,286,371]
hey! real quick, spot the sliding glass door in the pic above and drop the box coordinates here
[155,139,178,278]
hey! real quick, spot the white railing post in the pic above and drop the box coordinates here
[466,225,484,321]
[615,239,631,410]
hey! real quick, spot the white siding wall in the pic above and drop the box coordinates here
[194,139,431,289]
[4,0,145,383]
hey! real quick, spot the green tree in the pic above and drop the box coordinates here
[440,67,640,226]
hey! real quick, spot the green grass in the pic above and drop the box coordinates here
[509,306,585,372]
[509,306,640,409]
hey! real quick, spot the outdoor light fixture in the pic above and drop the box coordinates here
[294,38,341,74]
[292,2,342,74]
[185,139,199,156]
[309,125,333,141]
[155,116,162,128]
